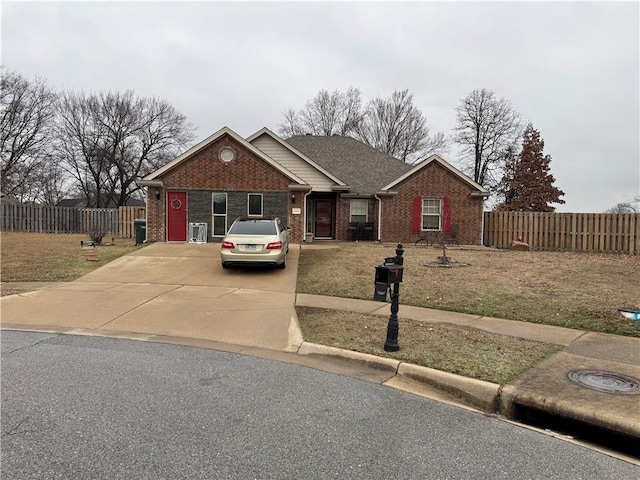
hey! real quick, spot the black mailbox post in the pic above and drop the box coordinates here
[373,244,404,352]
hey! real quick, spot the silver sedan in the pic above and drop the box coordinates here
[220,216,289,269]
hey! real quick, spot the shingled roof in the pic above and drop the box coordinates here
[285,135,413,194]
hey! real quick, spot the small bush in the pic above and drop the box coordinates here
[87,226,106,244]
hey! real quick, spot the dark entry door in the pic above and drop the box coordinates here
[167,191,187,242]
[315,200,333,238]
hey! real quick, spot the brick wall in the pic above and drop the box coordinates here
[146,134,306,242]
[380,162,485,245]
[335,197,350,240]
[335,197,379,241]
[146,191,165,242]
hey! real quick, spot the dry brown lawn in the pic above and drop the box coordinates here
[297,243,640,337]
[0,232,141,290]
[296,306,563,385]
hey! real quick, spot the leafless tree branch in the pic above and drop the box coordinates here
[0,68,58,199]
[453,88,522,191]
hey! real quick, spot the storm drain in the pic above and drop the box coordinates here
[567,370,640,395]
[513,404,640,459]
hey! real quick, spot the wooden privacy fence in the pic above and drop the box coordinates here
[1,203,146,238]
[118,207,146,238]
[484,211,640,254]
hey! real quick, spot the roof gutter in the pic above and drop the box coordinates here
[289,184,312,191]
[138,180,164,188]
[471,191,491,198]
[375,191,398,197]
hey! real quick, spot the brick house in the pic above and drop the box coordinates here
[139,126,489,245]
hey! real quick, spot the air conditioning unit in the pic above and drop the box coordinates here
[188,222,207,244]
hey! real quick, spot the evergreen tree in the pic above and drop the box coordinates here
[498,124,565,212]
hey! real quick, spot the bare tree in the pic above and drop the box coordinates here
[606,196,639,213]
[31,162,71,205]
[55,89,195,207]
[453,88,522,190]
[0,68,58,199]
[358,89,448,163]
[278,87,363,137]
[278,87,447,162]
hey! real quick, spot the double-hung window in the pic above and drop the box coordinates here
[350,199,368,223]
[422,198,441,231]
[212,193,227,236]
[248,193,263,216]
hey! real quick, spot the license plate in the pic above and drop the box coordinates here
[243,244,256,251]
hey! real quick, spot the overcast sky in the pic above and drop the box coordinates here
[2,1,638,212]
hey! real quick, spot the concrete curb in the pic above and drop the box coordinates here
[297,342,400,372]
[297,342,501,414]
[286,309,304,353]
[397,363,501,413]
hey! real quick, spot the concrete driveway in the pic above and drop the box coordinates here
[0,243,301,351]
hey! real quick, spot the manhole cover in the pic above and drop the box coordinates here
[567,370,640,395]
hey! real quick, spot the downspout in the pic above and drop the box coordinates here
[145,187,149,243]
[480,197,486,246]
[303,190,312,242]
[374,194,382,242]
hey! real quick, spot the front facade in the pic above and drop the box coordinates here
[140,127,489,245]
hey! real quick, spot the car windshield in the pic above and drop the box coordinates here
[228,220,278,235]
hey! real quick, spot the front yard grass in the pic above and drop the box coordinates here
[296,243,640,337]
[0,232,142,291]
[296,306,563,385]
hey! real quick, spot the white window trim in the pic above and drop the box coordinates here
[350,199,368,223]
[422,197,442,231]
[247,193,263,217]
[212,192,227,237]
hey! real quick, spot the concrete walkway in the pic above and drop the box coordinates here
[2,242,639,454]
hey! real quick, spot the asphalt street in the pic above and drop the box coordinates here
[1,331,636,479]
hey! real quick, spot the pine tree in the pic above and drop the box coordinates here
[498,124,565,212]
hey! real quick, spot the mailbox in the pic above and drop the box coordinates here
[373,263,403,302]
[375,264,403,285]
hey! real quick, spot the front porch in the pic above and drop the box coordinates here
[304,193,378,242]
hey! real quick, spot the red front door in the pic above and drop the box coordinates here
[315,200,333,238]
[167,191,187,242]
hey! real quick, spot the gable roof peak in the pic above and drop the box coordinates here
[382,154,490,194]
[246,128,347,186]
[142,126,306,184]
